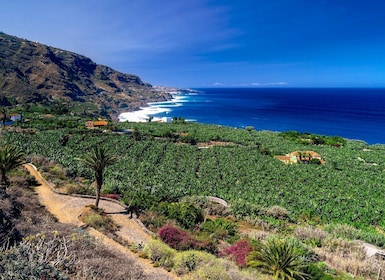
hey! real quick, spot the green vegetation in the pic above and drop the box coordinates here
[77,146,119,208]
[0,144,25,189]
[247,237,308,280]
[3,115,385,278]
[79,205,118,232]
[3,120,385,231]
[280,131,346,147]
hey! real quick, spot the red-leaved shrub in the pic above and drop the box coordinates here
[158,224,193,250]
[220,239,252,267]
[158,224,219,253]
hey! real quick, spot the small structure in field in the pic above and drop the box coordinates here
[275,151,325,165]
[85,120,109,129]
[10,113,22,122]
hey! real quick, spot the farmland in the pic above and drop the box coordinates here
[3,119,385,230]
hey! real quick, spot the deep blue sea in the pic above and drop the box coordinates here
[149,88,385,145]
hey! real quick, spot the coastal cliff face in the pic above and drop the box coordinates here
[0,32,171,117]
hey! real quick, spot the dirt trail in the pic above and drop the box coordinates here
[24,164,177,280]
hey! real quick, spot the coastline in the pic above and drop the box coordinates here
[118,91,187,123]
[118,87,198,122]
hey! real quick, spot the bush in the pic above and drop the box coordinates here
[193,236,218,255]
[199,218,238,240]
[294,226,327,247]
[79,206,117,232]
[158,224,218,253]
[173,250,216,275]
[158,224,193,250]
[185,263,232,280]
[264,205,291,220]
[155,202,204,230]
[220,239,253,267]
[180,196,229,216]
[84,213,105,228]
[305,263,334,280]
[143,239,176,268]
[0,233,74,279]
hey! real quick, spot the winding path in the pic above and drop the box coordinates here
[24,164,177,280]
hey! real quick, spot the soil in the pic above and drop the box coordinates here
[24,164,178,280]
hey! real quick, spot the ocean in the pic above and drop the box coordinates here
[135,88,385,145]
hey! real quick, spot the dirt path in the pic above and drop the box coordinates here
[24,164,178,280]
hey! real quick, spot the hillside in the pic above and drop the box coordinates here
[0,32,171,118]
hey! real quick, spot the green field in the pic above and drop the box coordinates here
[3,120,385,229]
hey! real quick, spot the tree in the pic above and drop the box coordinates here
[77,146,118,208]
[247,237,308,280]
[0,107,8,127]
[0,144,25,192]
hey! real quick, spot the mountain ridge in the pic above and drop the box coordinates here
[0,32,171,118]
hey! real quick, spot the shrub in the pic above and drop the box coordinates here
[305,263,334,280]
[186,263,232,280]
[0,233,74,279]
[158,224,192,250]
[264,205,291,220]
[199,218,238,240]
[173,250,216,275]
[220,239,253,267]
[141,211,169,232]
[294,226,327,247]
[158,224,218,253]
[84,213,105,228]
[79,206,117,232]
[180,196,229,216]
[143,239,175,268]
[155,202,204,230]
[193,236,218,255]
[122,188,158,210]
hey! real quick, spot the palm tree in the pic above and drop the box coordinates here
[247,237,308,280]
[0,144,25,192]
[78,146,118,208]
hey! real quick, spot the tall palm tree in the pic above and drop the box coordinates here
[0,144,25,191]
[78,146,118,208]
[247,237,308,280]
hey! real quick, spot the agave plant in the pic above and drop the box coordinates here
[247,236,308,280]
[0,144,25,189]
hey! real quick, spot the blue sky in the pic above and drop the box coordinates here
[1,0,385,87]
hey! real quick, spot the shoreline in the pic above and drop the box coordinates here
[118,93,188,123]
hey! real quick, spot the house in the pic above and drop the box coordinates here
[161,117,172,123]
[85,120,109,129]
[10,113,22,122]
[275,151,325,165]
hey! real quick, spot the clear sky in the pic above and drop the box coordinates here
[1,0,385,87]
